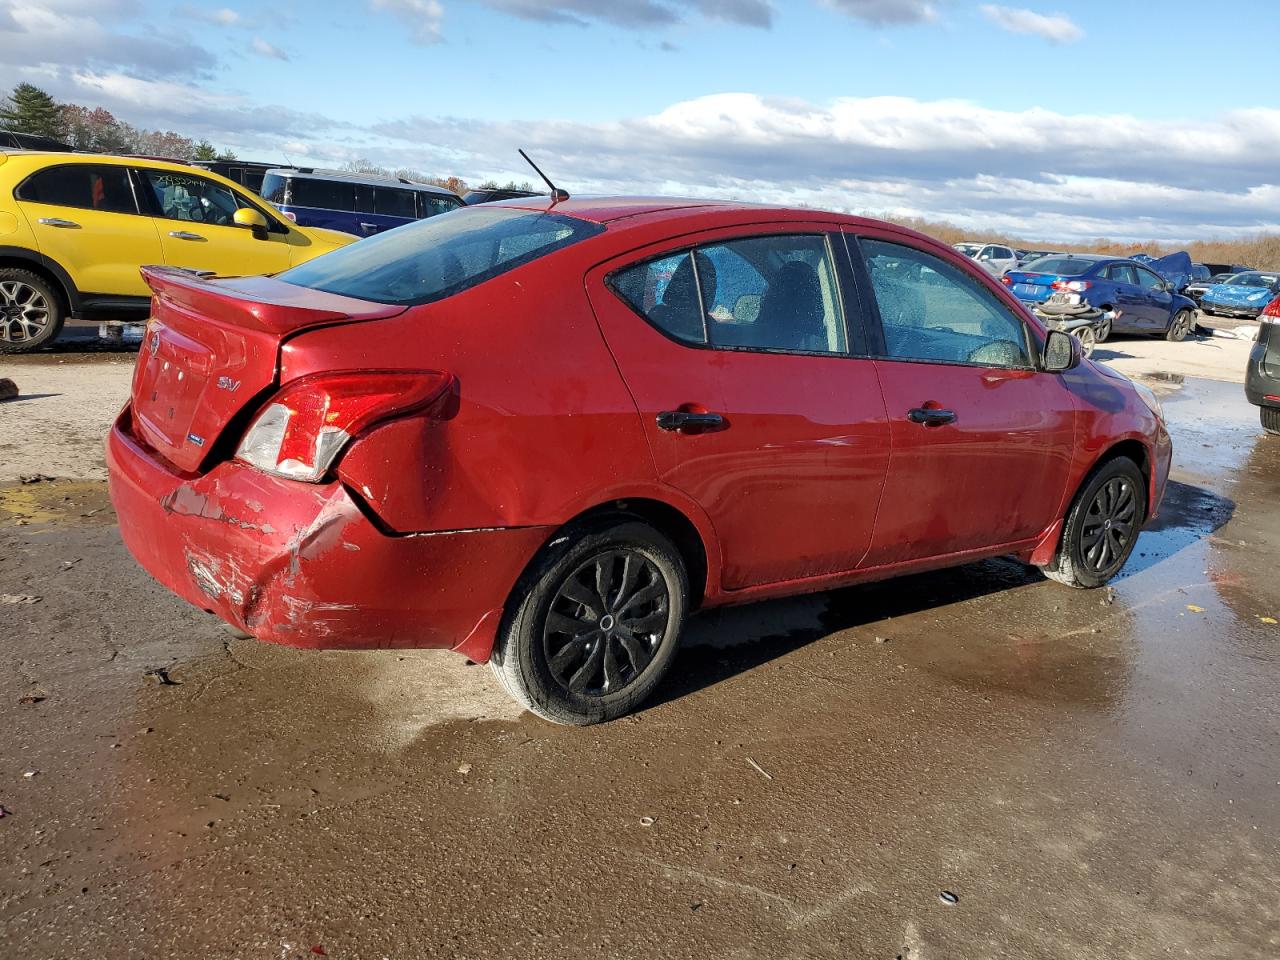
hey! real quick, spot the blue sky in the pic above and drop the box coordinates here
[2,0,1279,242]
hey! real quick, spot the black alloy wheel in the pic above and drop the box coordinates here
[490,520,688,724]
[543,550,670,696]
[1078,475,1139,575]
[1041,456,1146,589]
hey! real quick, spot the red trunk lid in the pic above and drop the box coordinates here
[130,267,405,473]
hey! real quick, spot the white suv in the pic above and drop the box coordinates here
[954,242,1019,277]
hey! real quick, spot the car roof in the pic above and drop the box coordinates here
[0,149,203,174]
[263,167,458,196]
[456,195,1023,261]
[480,195,756,224]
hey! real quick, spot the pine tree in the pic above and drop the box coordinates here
[0,84,64,139]
[192,140,218,161]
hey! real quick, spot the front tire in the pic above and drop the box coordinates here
[1041,456,1146,589]
[1262,407,1280,436]
[0,269,64,353]
[490,521,688,725]
[1165,309,1193,342]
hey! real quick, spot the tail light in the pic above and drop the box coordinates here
[236,370,454,482]
[1000,276,1013,286]
[1052,280,1092,293]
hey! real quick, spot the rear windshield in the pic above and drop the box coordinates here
[278,206,604,305]
[1022,257,1095,275]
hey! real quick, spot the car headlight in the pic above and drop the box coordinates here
[1132,381,1165,423]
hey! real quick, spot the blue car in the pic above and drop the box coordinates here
[1200,271,1280,319]
[260,168,463,238]
[1002,254,1198,342]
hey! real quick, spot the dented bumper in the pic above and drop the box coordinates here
[106,409,550,659]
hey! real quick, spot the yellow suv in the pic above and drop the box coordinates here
[0,152,356,352]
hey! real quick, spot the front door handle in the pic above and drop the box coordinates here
[169,230,207,242]
[907,406,957,426]
[38,217,80,229]
[359,222,379,232]
[656,410,725,433]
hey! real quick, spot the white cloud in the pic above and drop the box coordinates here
[979,5,1083,43]
[250,36,288,60]
[371,93,1280,242]
[477,0,774,28]
[822,0,937,25]
[0,0,215,77]
[369,0,444,44]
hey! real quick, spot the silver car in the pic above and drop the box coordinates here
[953,241,1019,277]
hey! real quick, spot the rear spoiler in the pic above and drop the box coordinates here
[140,265,406,336]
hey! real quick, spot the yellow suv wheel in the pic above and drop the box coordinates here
[0,268,64,353]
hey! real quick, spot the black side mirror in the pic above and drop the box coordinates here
[1042,329,1079,372]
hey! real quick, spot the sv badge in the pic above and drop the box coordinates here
[216,375,241,392]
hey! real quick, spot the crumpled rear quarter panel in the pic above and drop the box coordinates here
[107,413,550,656]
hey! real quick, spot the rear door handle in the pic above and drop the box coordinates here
[907,407,956,426]
[169,231,207,242]
[38,217,80,229]
[359,222,379,231]
[656,410,725,432]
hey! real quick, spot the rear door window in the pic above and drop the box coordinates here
[16,164,137,214]
[611,234,848,355]
[289,177,356,211]
[1106,264,1138,284]
[374,187,417,219]
[859,238,1032,368]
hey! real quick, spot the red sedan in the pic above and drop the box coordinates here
[106,197,1171,724]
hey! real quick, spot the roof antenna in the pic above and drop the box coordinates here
[519,148,569,202]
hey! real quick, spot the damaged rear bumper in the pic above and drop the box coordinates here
[105,409,551,659]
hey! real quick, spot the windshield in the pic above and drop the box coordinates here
[1022,257,1095,275]
[278,206,604,305]
[953,244,981,256]
[1225,272,1279,288]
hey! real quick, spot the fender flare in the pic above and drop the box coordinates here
[0,245,81,313]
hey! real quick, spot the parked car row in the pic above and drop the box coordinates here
[954,242,1279,323]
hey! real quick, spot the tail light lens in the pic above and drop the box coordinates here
[1052,280,1092,292]
[236,370,454,482]
[1000,276,1013,286]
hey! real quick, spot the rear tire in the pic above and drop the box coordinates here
[490,520,688,725]
[1041,456,1146,589]
[0,269,64,353]
[1262,407,1280,436]
[1094,312,1113,343]
[1165,309,1193,342]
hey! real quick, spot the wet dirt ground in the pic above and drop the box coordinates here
[2,358,1279,958]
